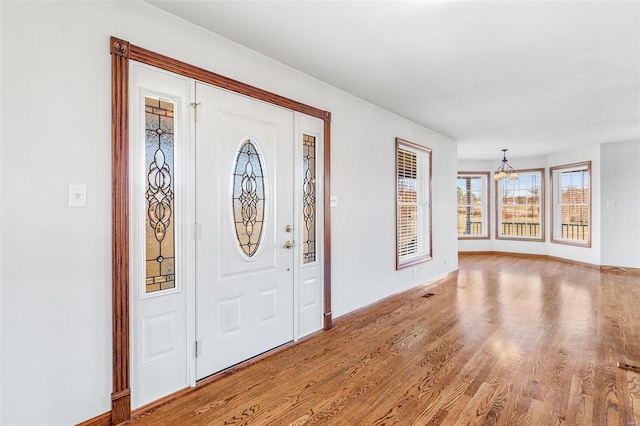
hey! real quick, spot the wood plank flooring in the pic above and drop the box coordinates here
[130,254,640,425]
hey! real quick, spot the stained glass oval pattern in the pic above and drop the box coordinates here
[232,140,266,257]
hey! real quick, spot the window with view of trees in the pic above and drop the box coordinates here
[496,169,544,241]
[396,138,432,269]
[457,172,489,239]
[550,162,591,247]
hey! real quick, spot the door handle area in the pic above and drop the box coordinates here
[283,240,295,249]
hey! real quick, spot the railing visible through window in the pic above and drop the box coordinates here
[496,169,544,241]
[550,162,591,246]
[457,172,489,239]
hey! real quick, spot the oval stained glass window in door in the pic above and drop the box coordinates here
[232,140,266,257]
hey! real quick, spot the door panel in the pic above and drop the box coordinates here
[294,113,325,338]
[195,82,295,379]
[129,63,193,408]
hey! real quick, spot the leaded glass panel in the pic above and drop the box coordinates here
[144,96,176,293]
[302,134,317,264]
[232,140,266,257]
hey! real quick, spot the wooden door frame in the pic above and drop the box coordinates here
[109,36,332,425]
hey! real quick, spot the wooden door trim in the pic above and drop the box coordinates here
[109,36,332,425]
[110,38,131,425]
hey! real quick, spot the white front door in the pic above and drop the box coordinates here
[195,82,295,379]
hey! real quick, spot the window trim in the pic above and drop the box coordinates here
[550,161,592,248]
[495,168,545,242]
[395,138,432,270]
[457,171,490,240]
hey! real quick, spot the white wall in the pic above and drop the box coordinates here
[601,140,640,268]
[2,3,114,425]
[0,2,457,424]
[458,141,640,269]
[0,1,3,421]
[330,104,458,318]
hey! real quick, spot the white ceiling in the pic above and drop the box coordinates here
[146,1,640,160]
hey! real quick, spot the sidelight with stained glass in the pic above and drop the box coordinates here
[302,134,317,264]
[144,97,176,293]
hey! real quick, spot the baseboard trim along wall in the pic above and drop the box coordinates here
[76,412,110,426]
[330,269,460,326]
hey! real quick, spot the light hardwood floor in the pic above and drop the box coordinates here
[130,254,640,425]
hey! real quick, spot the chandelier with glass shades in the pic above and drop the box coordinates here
[494,149,519,180]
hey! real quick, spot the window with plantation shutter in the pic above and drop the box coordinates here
[550,162,591,247]
[396,138,432,269]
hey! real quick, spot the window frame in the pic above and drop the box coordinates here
[395,138,432,270]
[495,168,545,242]
[457,172,490,240]
[550,161,591,247]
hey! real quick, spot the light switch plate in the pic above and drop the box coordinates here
[330,196,338,208]
[69,184,87,207]
[606,200,616,207]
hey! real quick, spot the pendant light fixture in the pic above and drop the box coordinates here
[494,149,519,180]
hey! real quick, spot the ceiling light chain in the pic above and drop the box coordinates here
[494,149,519,180]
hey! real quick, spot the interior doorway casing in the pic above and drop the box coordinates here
[110,36,332,425]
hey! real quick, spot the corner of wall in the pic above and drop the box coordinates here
[0,0,4,419]
[599,140,640,268]
[459,144,611,266]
